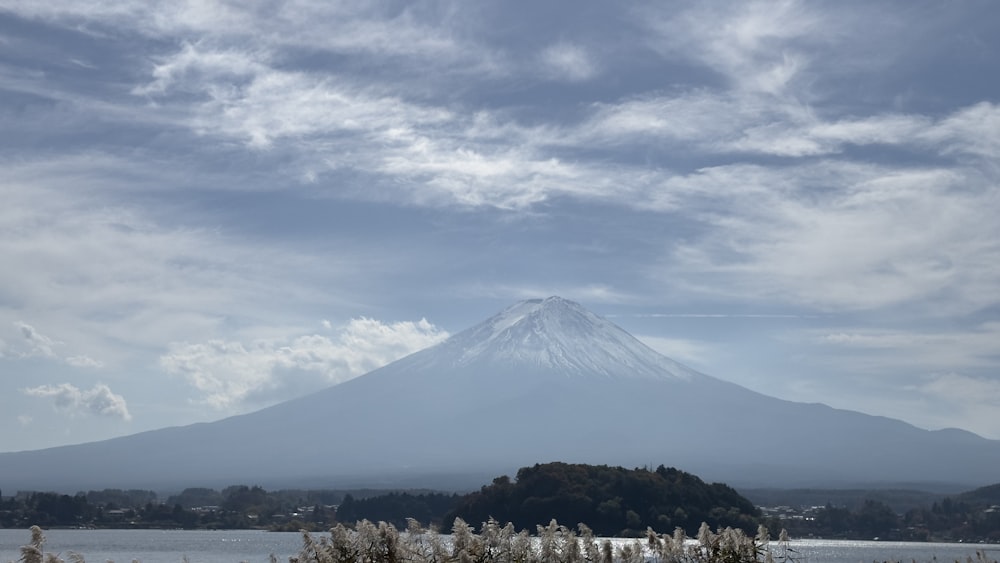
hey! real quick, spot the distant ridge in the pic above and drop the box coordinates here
[2,296,999,492]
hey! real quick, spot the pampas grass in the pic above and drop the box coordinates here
[291,518,782,563]
[10,521,998,563]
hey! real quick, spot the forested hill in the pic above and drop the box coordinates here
[444,462,760,537]
[959,483,1000,506]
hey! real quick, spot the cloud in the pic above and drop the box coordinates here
[9,322,104,368]
[41,0,984,221]
[0,160,386,358]
[633,335,712,367]
[580,90,942,159]
[66,355,104,368]
[15,322,58,358]
[639,0,821,94]
[539,42,598,81]
[5,1,475,62]
[3,1,997,325]
[131,42,264,97]
[160,317,449,409]
[23,383,132,421]
[921,101,1000,159]
[815,322,1000,373]
[128,42,605,209]
[656,158,1000,314]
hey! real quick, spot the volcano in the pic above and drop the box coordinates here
[2,296,999,491]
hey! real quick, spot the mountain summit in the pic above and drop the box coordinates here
[2,297,999,492]
[431,296,701,380]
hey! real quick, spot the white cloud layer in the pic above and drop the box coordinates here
[109,15,998,322]
[23,383,132,421]
[160,318,449,409]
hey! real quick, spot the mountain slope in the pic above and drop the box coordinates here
[2,296,999,492]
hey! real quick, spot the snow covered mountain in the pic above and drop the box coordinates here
[399,296,703,381]
[2,296,999,492]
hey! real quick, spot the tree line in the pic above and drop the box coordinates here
[444,463,760,537]
[0,485,448,531]
[0,463,758,535]
[776,496,1000,543]
[3,465,1000,541]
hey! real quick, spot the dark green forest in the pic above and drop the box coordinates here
[444,462,760,537]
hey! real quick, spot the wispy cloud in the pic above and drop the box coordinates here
[921,102,1000,159]
[639,0,822,95]
[66,355,104,368]
[654,159,999,314]
[8,322,104,368]
[0,157,383,357]
[815,322,1000,373]
[23,383,132,421]
[133,43,455,151]
[633,335,712,367]
[7,1,474,62]
[538,42,598,82]
[15,322,58,358]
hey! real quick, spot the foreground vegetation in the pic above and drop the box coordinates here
[295,518,799,563]
[13,519,1000,563]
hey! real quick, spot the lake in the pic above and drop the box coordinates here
[1,529,998,563]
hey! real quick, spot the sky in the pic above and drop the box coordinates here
[1,0,999,453]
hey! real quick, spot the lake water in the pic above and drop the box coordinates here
[1,529,998,563]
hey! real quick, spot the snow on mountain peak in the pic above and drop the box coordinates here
[439,296,701,381]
